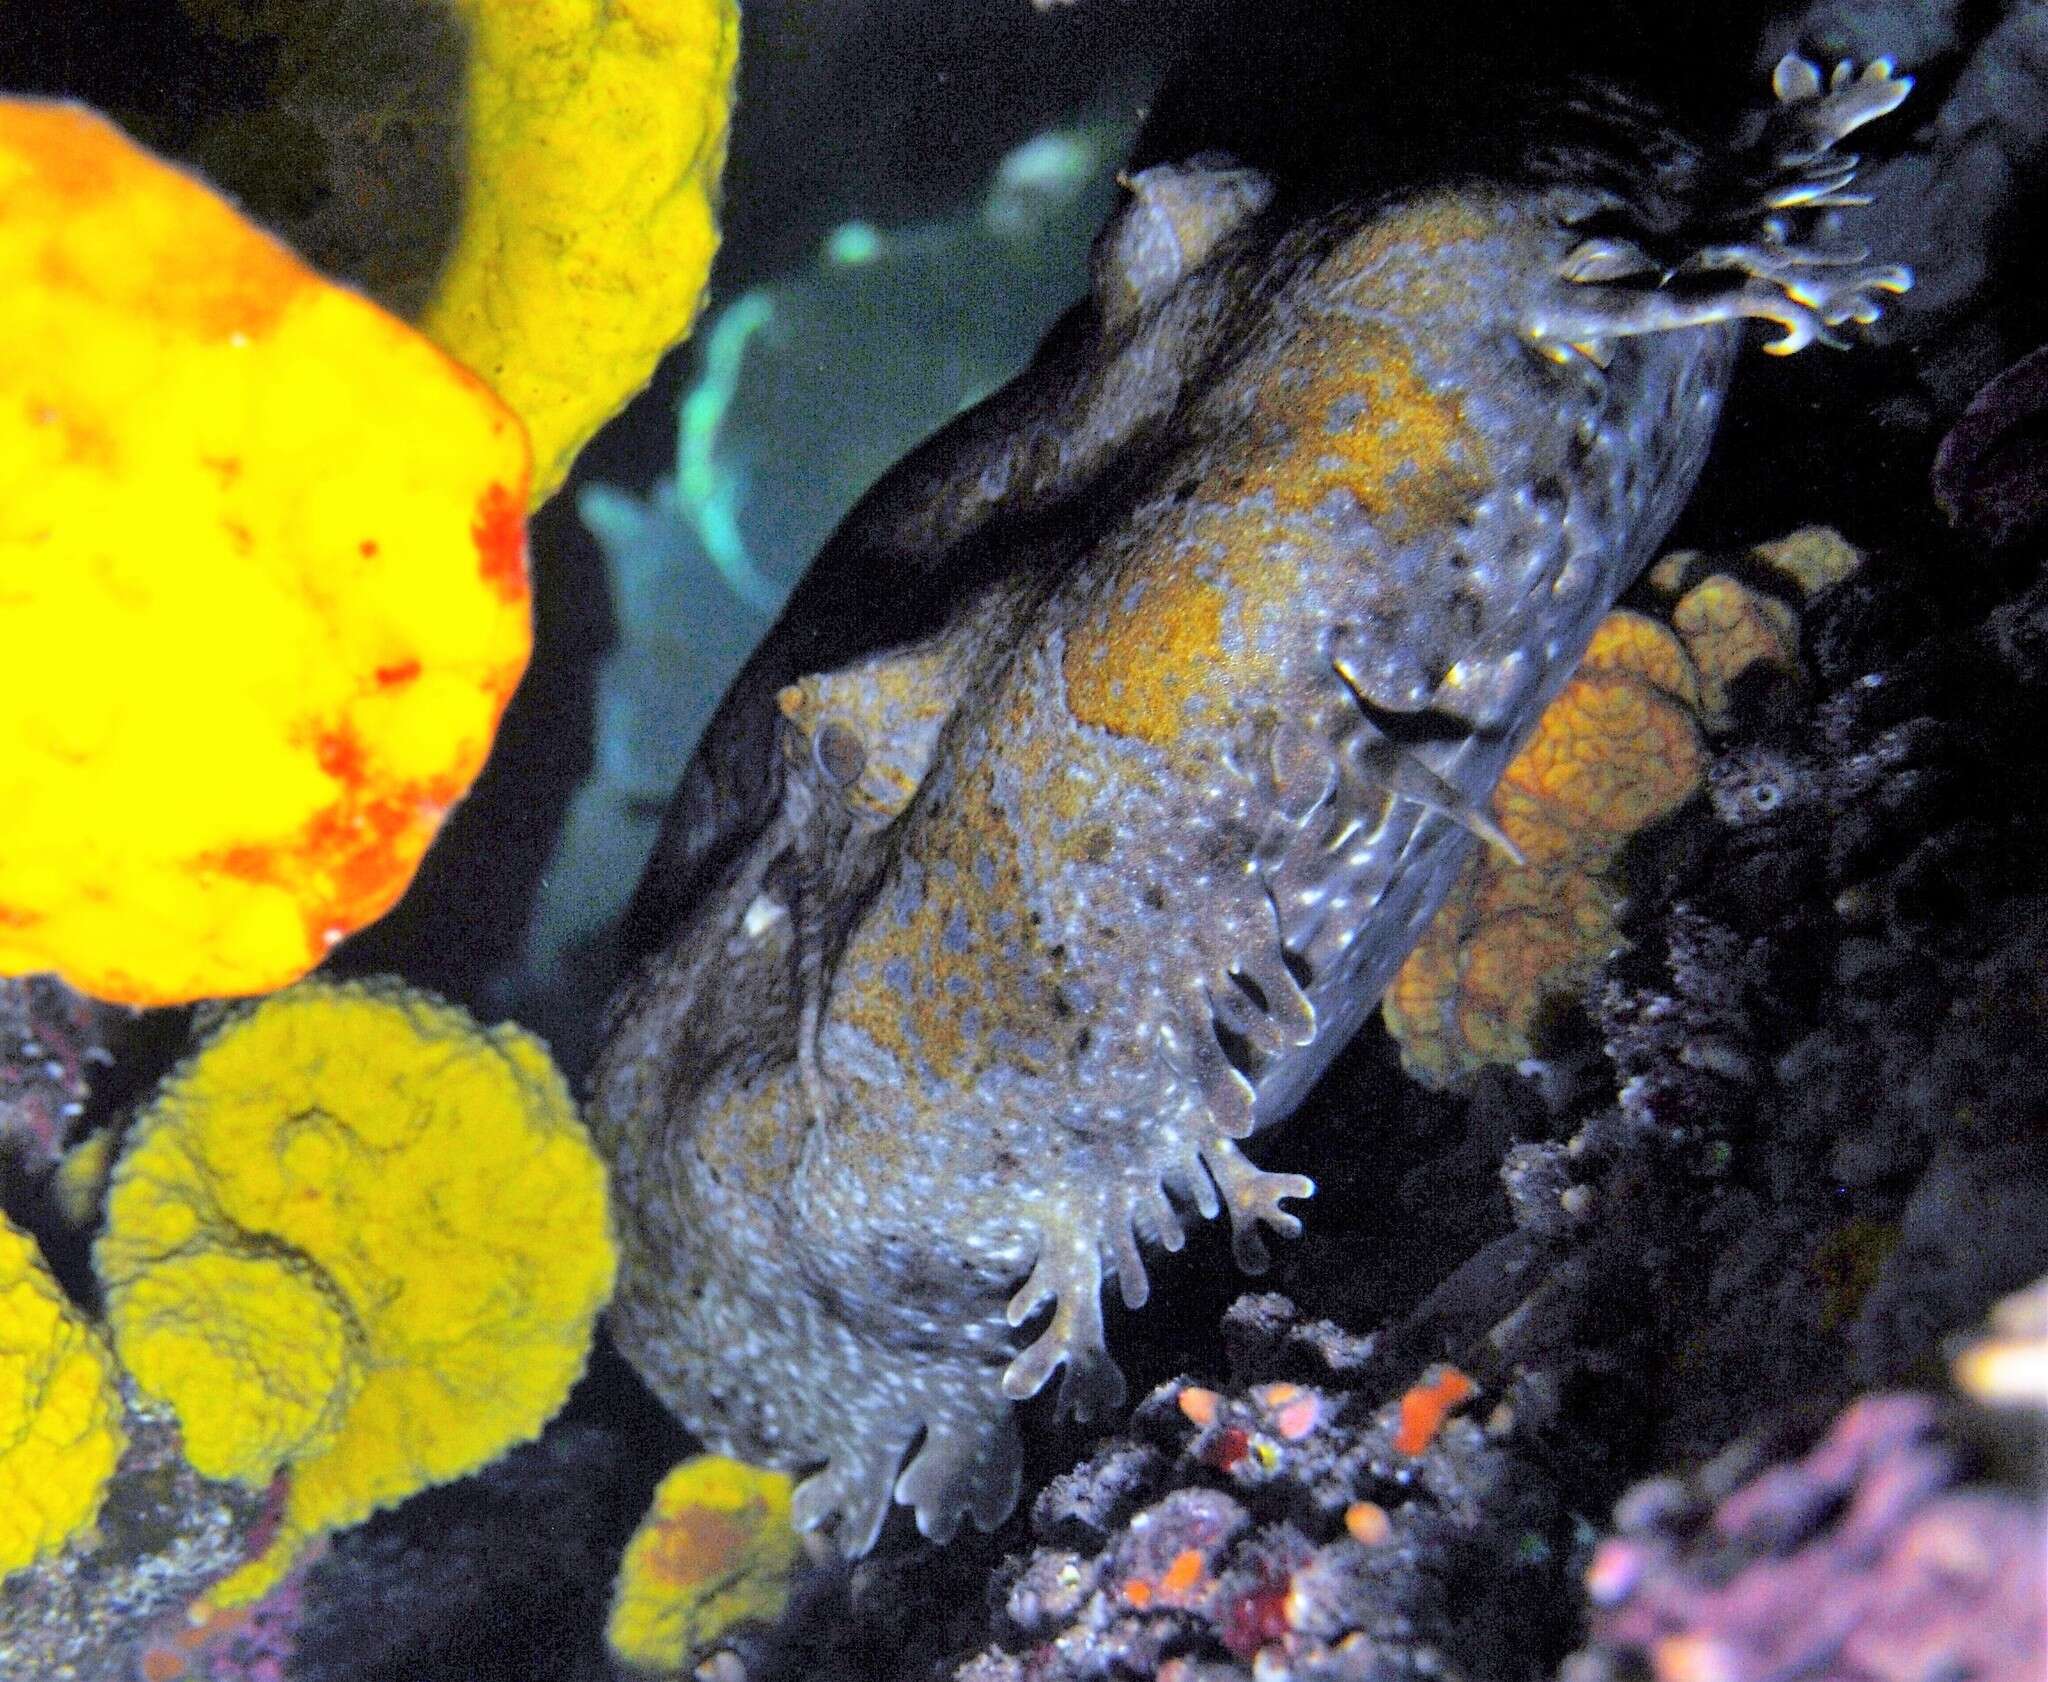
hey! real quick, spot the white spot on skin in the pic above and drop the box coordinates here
[742,894,787,939]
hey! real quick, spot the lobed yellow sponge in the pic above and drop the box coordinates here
[94,979,615,1606]
[1,1213,127,1580]
[1749,527,1865,597]
[130,0,735,506]
[607,1455,801,1675]
[0,99,532,1007]
[1646,526,1862,725]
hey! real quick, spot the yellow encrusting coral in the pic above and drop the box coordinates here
[419,0,740,502]
[607,1455,800,1675]
[1,1213,127,1580]
[0,99,532,1007]
[1385,610,1707,1084]
[94,980,615,1605]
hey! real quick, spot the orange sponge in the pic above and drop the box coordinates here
[1385,611,1706,1084]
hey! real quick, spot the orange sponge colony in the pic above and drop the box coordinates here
[94,980,614,1606]
[1384,611,1708,1085]
[607,1455,801,1675]
[1386,535,1861,1085]
[1,1213,128,1580]
[0,100,532,1007]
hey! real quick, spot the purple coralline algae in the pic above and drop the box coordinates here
[0,975,110,1178]
[1567,1392,2044,1682]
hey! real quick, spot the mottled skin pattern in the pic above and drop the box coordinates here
[592,60,1912,1554]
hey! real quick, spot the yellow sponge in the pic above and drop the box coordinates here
[1,1213,127,1580]
[95,979,615,1605]
[0,99,531,1007]
[608,1455,800,1674]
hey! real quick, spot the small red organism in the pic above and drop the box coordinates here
[1393,1366,1477,1456]
[1203,1426,1251,1471]
[1221,1576,1291,1659]
[1345,1501,1392,1545]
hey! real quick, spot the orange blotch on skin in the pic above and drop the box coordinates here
[1178,1385,1221,1427]
[1062,563,1229,747]
[1063,199,1497,755]
[1393,1365,1476,1456]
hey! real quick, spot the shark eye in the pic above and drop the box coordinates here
[814,720,867,788]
